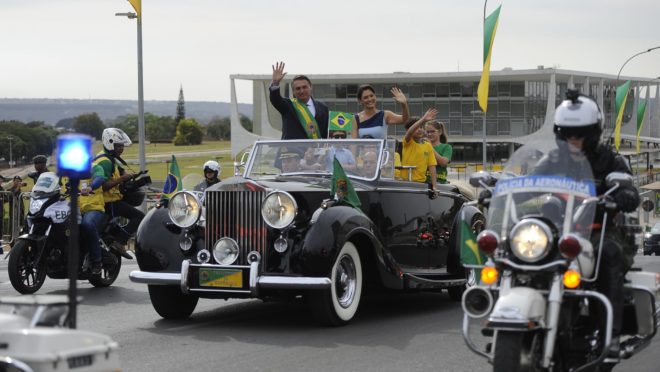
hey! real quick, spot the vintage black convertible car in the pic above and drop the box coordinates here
[129,139,483,325]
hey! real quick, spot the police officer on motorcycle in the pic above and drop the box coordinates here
[193,160,221,192]
[534,90,640,346]
[95,128,144,259]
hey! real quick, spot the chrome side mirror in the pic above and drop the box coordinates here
[469,171,497,188]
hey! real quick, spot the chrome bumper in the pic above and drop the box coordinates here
[129,257,331,296]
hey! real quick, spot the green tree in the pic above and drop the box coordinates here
[173,118,204,146]
[73,112,105,140]
[240,115,253,132]
[55,117,75,129]
[175,85,185,124]
[108,114,138,141]
[146,113,177,142]
[206,116,230,140]
[0,120,57,164]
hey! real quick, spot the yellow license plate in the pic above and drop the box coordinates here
[199,268,243,288]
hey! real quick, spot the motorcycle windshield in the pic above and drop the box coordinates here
[487,139,597,243]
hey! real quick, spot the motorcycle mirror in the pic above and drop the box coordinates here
[469,171,496,188]
[605,172,633,189]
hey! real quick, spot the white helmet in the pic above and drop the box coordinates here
[203,160,220,174]
[554,92,602,128]
[102,128,132,151]
[553,90,602,153]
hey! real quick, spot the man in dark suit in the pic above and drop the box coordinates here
[269,61,329,139]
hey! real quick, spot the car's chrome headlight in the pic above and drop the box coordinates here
[168,191,201,228]
[213,237,239,265]
[261,191,297,229]
[509,219,552,262]
[29,199,45,214]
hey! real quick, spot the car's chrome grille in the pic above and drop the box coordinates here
[205,191,267,266]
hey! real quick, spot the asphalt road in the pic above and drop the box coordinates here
[1,255,659,372]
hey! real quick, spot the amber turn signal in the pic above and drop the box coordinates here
[563,270,581,289]
[481,267,499,285]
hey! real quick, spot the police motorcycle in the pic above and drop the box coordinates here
[461,139,659,371]
[7,172,124,294]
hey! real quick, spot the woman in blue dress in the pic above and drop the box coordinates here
[351,85,409,139]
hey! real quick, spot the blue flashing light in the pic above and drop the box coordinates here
[57,134,93,179]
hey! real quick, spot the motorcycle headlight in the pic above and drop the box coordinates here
[29,199,45,214]
[168,191,201,228]
[509,219,552,262]
[261,191,297,229]
[213,237,239,265]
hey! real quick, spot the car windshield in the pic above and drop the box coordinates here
[651,222,660,234]
[245,139,389,181]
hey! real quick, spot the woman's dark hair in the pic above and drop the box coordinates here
[425,120,448,144]
[357,84,376,100]
[404,117,420,130]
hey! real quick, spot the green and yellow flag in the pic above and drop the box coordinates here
[127,0,141,18]
[162,155,182,200]
[331,157,361,209]
[329,111,355,132]
[614,80,631,151]
[477,5,502,113]
[459,213,486,278]
[636,98,647,153]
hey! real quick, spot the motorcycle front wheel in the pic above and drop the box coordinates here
[493,330,543,372]
[8,240,47,294]
[88,251,122,287]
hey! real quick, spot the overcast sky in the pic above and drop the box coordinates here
[1,0,659,103]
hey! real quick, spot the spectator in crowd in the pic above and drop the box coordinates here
[28,155,50,184]
[360,151,379,177]
[269,61,329,140]
[325,130,357,171]
[402,109,438,190]
[352,85,410,139]
[426,121,453,184]
[301,147,322,171]
[6,176,26,227]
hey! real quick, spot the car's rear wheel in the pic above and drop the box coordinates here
[148,285,199,319]
[310,241,363,326]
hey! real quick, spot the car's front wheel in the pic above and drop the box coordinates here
[148,285,199,319]
[310,241,363,326]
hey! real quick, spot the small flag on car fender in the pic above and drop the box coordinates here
[162,155,182,200]
[459,212,486,278]
[331,157,361,209]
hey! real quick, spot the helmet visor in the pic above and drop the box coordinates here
[554,126,594,140]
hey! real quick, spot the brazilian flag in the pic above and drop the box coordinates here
[329,111,355,132]
[331,157,361,209]
[614,80,631,151]
[459,211,486,278]
[162,155,182,200]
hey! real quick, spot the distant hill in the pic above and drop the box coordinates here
[0,98,252,125]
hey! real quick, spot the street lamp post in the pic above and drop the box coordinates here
[6,136,14,168]
[116,11,146,175]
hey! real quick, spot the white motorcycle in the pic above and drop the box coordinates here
[461,140,659,371]
[0,295,121,372]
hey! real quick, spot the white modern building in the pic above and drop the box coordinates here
[229,67,660,162]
